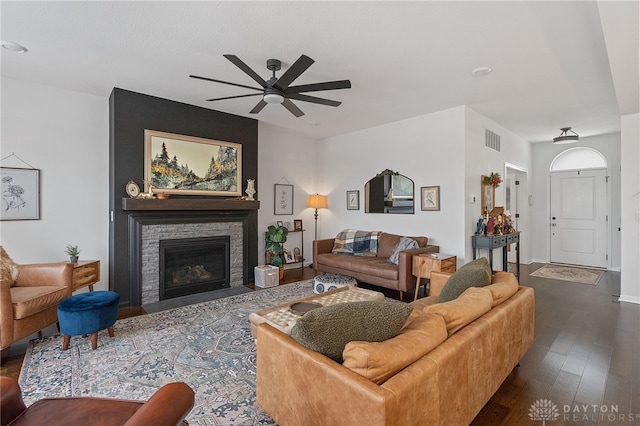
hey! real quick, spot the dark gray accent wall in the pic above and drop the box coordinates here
[109,88,259,307]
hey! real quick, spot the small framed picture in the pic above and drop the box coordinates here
[1,167,41,220]
[276,220,284,227]
[346,190,359,210]
[421,186,440,211]
[284,221,292,230]
[284,250,296,263]
[294,219,303,231]
[274,183,294,215]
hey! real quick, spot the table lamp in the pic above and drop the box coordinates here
[307,194,328,241]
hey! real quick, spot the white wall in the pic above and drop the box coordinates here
[1,77,110,290]
[257,123,318,267]
[317,107,467,260]
[464,107,533,267]
[530,133,622,269]
[619,113,640,304]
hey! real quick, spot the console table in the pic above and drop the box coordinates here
[471,232,520,281]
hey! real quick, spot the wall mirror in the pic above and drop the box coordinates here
[364,169,414,214]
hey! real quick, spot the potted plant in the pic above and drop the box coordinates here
[65,244,81,263]
[265,225,288,279]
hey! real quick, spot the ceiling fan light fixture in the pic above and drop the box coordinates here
[553,127,580,144]
[263,93,284,104]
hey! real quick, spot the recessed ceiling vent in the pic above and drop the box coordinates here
[485,129,501,152]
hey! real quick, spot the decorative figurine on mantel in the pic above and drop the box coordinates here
[245,179,256,201]
[137,180,156,199]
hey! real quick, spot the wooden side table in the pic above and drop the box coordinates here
[71,260,100,292]
[412,253,457,301]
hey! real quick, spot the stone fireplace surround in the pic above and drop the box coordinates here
[122,198,259,307]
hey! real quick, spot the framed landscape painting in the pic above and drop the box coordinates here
[144,130,242,196]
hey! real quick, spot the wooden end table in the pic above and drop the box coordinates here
[70,260,100,292]
[412,253,456,301]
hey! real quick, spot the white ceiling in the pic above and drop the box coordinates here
[1,1,638,142]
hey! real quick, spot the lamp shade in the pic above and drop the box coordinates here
[307,194,328,209]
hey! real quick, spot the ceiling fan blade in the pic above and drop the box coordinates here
[282,99,305,117]
[273,54,315,92]
[190,75,263,92]
[287,93,341,107]
[223,54,268,88]
[206,93,263,102]
[286,80,351,94]
[250,99,268,114]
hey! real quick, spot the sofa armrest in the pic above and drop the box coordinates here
[124,382,194,426]
[396,245,439,292]
[0,376,27,425]
[15,263,73,290]
[313,238,336,269]
[429,271,453,298]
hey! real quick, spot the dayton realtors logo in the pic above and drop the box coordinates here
[529,399,640,424]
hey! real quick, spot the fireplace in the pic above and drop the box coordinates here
[159,236,230,300]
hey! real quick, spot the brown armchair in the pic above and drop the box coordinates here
[0,246,73,356]
[0,376,195,426]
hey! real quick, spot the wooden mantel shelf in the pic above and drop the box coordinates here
[122,198,260,211]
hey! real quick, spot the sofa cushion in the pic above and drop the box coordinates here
[290,301,413,362]
[332,230,382,257]
[485,271,519,307]
[378,233,427,258]
[438,257,492,302]
[10,286,69,319]
[0,246,19,285]
[426,287,493,336]
[388,237,419,265]
[343,312,447,384]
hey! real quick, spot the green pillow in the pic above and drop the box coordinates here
[290,301,413,363]
[438,257,492,303]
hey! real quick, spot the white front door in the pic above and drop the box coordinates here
[550,169,607,268]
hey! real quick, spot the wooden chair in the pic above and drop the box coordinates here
[0,376,195,426]
[0,246,73,360]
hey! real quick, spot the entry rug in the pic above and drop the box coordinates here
[529,264,604,285]
[19,280,317,425]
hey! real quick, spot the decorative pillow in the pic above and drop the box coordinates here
[437,257,492,303]
[343,312,447,384]
[331,229,382,257]
[290,301,413,363]
[387,236,418,265]
[0,246,19,285]
[426,287,493,336]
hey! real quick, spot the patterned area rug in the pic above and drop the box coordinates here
[529,264,604,285]
[19,280,318,425]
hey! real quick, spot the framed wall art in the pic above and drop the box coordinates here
[1,167,40,220]
[274,183,294,215]
[481,175,495,215]
[346,190,359,210]
[420,186,440,211]
[294,219,303,231]
[144,129,242,196]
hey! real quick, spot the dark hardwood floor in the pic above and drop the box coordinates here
[2,263,637,425]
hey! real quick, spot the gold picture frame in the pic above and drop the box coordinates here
[481,175,495,215]
[144,130,242,196]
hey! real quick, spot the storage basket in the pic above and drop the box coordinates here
[254,265,279,288]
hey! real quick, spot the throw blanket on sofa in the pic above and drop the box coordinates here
[332,230,382,257]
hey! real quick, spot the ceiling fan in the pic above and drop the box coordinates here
[190,54,351,118]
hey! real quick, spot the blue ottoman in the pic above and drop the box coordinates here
[313,273,358,294]
[57,291,120,350]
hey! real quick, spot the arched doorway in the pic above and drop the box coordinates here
[549,148,608,268]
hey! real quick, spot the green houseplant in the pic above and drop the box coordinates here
[65,244,81,263]
[265,225,288,277]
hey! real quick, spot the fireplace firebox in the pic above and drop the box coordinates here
[159,236,230,300]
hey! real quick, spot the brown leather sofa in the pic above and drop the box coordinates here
[256,271,534,426]
[313,232,439,300]
[1,247,73,357]
[0,376,194,426]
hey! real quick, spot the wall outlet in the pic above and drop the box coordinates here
[470,195,476,204]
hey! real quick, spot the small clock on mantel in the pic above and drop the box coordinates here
[125,180,141,198]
